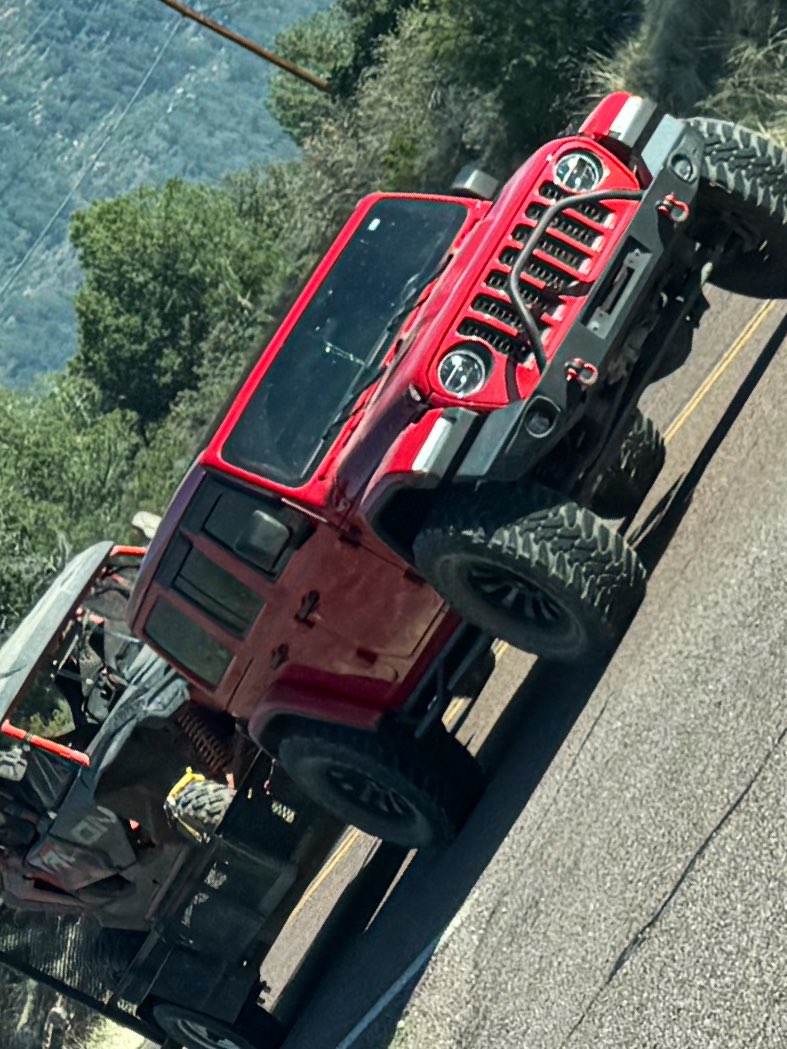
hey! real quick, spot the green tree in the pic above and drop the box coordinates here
[267,9,353,145]
[70,181,277,427]
[0,375,138,633]
[418,0,643,166]
[267,0,416,144]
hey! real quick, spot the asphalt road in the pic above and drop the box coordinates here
[265,288,787,1049]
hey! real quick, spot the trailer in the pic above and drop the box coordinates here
[0,751,342,1049]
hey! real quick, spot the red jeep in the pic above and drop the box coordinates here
[129,93,787,847]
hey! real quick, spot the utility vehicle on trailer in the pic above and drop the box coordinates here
[0,543,343,1049]
[0,541,234,930]
[128,92,787,848]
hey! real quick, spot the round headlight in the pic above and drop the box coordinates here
[438,347,489,398]
[554,151,604,193]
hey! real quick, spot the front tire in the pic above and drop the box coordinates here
[277,723,483,848]
[151,1001,283,1049]
[688,117,787,297]
[413,483,646,661]
[588,410,665,519]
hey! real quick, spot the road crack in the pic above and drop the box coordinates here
[607,719,787,982]
[559,719,787,1048]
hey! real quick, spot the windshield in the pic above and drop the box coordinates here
[222,197,467,486]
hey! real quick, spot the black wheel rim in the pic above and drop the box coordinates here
[325,764,417,825]
[465,562,568,629]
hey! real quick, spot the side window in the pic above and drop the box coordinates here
[147,476,315,683]
[145,600,232,687]
[171,544,265,635]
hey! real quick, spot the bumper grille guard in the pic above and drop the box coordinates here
[508,187,645,373]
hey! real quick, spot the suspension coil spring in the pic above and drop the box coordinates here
[175,704,233,777]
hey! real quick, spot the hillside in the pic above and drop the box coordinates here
[0,0,331,387]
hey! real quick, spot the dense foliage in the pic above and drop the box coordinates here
[70,180,278,426]
[589,0,787,136]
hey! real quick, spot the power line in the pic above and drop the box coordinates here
[6,5,60,74]
[154,0,332,93]
[0,17,182,308]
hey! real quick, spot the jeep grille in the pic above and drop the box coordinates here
[454,180,613,365]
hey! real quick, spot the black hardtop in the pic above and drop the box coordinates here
[0,541,114,721]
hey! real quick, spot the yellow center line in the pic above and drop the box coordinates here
[443,697,465,726]
[288,829,361,921]
[664,300,777,445]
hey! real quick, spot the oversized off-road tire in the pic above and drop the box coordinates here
[151,1000,283,1049]
[413,483,646,661]
[277,723,483,848]
[589,410,665,519]
[169,779,235,841]
[688,117,787,297]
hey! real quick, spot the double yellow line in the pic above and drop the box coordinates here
[289,299,779,921]
[664,300,777,445]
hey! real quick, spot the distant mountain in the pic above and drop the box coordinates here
[0,0,332,387]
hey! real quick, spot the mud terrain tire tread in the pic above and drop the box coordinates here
[589,410,665,518]
[171,780,235,837]
[688,117,787,296]
[413,483,646,661]
[277,722,483,848]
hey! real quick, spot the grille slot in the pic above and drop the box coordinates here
[524,203,599,246]
[499,247,574,293]
[458,318,533,360]
[511,225,590,270]
[484,270,557,311]
[539,181,611,225]
[471,294,548,332]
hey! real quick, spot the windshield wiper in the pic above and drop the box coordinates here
[384,255,452,336]
[318,368,385,445]
[318,255,453,447]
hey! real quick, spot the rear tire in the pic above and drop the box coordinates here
[151,1000,283,1049]
[688,117,787,297]
[277,723,483,848]
[413,483,646,661]
[588,411,665,518]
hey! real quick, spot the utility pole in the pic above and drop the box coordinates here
[154,0,332,94]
